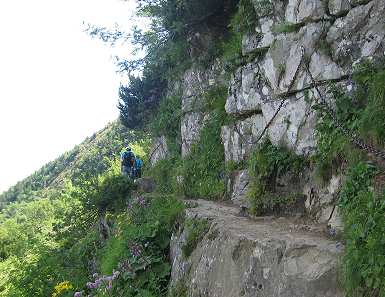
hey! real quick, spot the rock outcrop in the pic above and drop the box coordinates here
[221,0,385,222]
[181,62,227,156]
[170,200,344,297]
[149,136,169,166]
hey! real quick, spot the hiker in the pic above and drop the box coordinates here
[121,147,135,177]
[135,158,143,179]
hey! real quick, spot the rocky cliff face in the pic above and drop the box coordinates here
[173,0,385,225]
[148,0,385,295]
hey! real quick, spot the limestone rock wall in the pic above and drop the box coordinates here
[226,0,385,162]
[224,0,385,221]
[181,62,227,157]
[176,0,385,222]
[149,136,169,166]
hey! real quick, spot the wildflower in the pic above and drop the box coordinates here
[92,273,98,279]
[52,281,73,297]
[107,281,113,290]
[118,259,132,272]
[137,196,146,206]
[74,292,82,297]
[86,282,97,289]
[129,242,142,257]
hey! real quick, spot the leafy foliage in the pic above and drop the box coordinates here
[183,110,226,200]
[0,117,185,297]
[147,158,183,196]
[338,162,385,297]
[353,61,385,147]
[247,141,305,215]
[115,0,238,129]
[93,194,184,297]
[313,59,385,181]
[230,0,257,34]
[150,94,183,155]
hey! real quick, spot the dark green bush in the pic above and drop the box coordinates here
[230,0,257,34]
[150,95,182,155]
[86,173,133,213]
[147,158,183,195]
[354,62,385,147]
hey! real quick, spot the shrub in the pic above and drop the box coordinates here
[247,141,305,215]
[86,173,134,213]
[354,61,385,147]
[147,158,184,195]
[95,195,185,296]
[230,0,257,34]
[339,162,385,297]
[150,94,183,155]
[313,59,385,182]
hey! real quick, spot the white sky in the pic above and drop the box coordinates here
[0,0,139,193]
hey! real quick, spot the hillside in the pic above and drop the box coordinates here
[0,121,141,209]
[1,0,385,296]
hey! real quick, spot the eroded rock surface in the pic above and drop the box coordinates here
[170,200,344,297]
[149,136,168,166]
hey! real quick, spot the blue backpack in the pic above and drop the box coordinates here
[135,159,143,169]
[122,151,135,166]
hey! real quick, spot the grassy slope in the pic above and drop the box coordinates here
[0,121,138,209]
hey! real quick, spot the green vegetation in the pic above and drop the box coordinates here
[272,22,303,34]
[168,280,188,297]
[313,60,385,296]
[183,110,226,200]
[247,141,305,215]
[150,95,183,155]
[114,0,238,129]
[230,0,257,35]
[148,85,229,200]
[313,59,385,182]
[338,162,385,297]
[181,218,209,258]
[147,158,183,195]
[0,121,185,297]
[0,122,140,209]
[96,194,184,296]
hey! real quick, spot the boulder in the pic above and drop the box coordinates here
[230,170,250,208]
[170,200,344,297]
[285,0,326,23]
[135,177,156,193]
[326,0,385,67]
[221,114,266,162]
